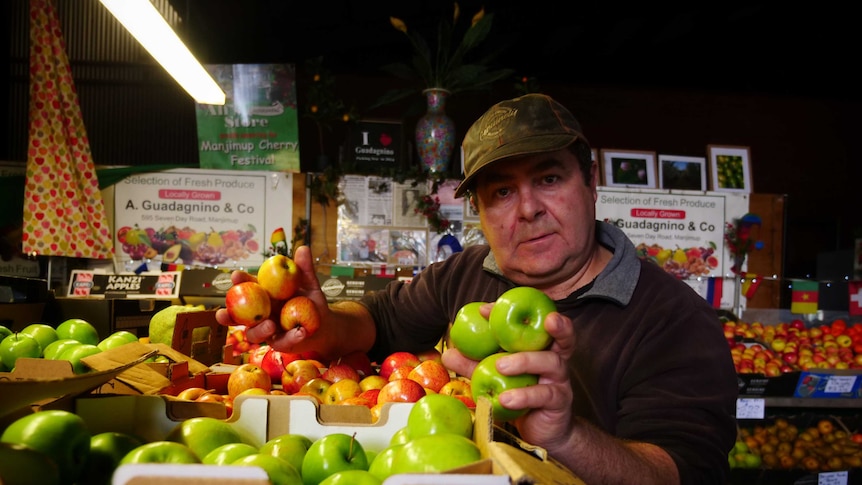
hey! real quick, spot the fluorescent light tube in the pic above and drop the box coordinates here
[99,0,226,105]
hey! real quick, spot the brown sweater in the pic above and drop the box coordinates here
[361,221,738,485]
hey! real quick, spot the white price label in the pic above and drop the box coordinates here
[818,470,848,485]
[735,398,765,419]
[824,375,856,394]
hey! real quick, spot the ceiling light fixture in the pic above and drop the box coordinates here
[98,0,225,105]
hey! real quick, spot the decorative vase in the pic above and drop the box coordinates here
[415,88,455,174]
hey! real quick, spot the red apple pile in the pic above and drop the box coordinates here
[724,318,862,374]
[224,254,321,338]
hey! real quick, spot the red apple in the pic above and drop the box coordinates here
[416,347,443,364]
[256,254,301,301]
[407,359,451,393]
[196,392,225,403]
[334,351,375,378]
[227,363,272,399]
[377,378,426,404]
[176,387,211,401]
[257,347,302,383]
[359,375,387,392]
[281,359,321,394]
[321,363,361,383]
[299,377,332,402]
[358,388,381,404]
[388,365,415,381]
[339,395,376,409]
[279,296,321,337]
[322,378,362,404]
[225,281,272,327]
[379,351,420,380]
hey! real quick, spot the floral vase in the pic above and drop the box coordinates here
[415,88,455,174]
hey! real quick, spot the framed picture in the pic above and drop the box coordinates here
[658,154,707,191]
[600,149,657,188]
[707,145,752,193]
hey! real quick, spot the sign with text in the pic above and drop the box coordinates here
[195,64,300,172]
[109,168,293,273]
[348,120,404,171]
[67,270,181,299]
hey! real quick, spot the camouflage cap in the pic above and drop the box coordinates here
[455,93,588,197]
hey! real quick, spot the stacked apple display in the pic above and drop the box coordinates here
[0,392,485,485]
[723,318,862,375]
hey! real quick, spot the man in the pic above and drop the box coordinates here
[216,93,737,485]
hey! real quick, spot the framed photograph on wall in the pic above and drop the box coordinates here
[707,145,752,193]
[600,149,657,188]
[658,154,707,191]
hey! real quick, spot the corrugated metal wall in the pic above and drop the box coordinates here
[3,0,199,166]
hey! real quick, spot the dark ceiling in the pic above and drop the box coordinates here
[171,1,860,100]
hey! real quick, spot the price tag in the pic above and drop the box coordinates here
[818,470,848,485]
[824,375,856,394]
[735,398,765,419]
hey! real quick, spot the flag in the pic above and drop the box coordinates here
[790,280,819,314]
[741,273,763,299]
[706,277,723,308]
[849,281,862,316]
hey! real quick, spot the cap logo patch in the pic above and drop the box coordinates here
[478,106,517,141]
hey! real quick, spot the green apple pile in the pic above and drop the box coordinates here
[449,286,556,421]
[0,319,136,374]
[0,393,487,485]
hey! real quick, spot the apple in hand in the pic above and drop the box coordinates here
[378,351,420,380]
[257,254,301,301]
[407,359,451,393]
[259,433,312,477]
[0,442,62,485]
[56,318,100,346]
[0,333,42,369]
[119,441,200,464]
[228,363,272,399]
[80,431,145,485]
[406,393,473,440]
[282,359,322,394]
[301,433,369,485]
[226,281,273,327]
[0,409,91,483]
[166,416,246,459]
[280,295,321,336]
[202,442,259,465]
[471,351,538,422]
[19,323,58,354]
[449,301,500,360]
[377,378,426,404]
[489,286,555,352]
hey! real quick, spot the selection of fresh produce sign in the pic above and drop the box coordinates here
[634,243,719,279]
[723,318,862,375]
[116,223,260,265]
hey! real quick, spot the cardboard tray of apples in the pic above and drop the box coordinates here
[68,392,585,484]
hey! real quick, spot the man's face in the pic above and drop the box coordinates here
[473,148,599,288]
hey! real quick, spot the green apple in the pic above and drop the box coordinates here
[19,323,58,353]
[367,444,402,481]
[471,351,539,422]
[449,301,500,360]
[0,333,42,370]
[406,393,474,440]
[489,286,555,352]
[0,442,61,485]
[80,431,145,485]
[231,453,303,485]
[57,343,102,374]
[259,433,312,475]
[119,441,200,464]
[391,433,482,474]
[301,433,369,485]
[389,427,411,446]
[166,416,246,460]
[0,324,12,341]
[203,442,259,465]
[97,330,139,351]
[0,409,91,484]
[319,469,382,485]
[42,338,81,360]
[56,318,100,346]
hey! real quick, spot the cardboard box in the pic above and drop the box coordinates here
[81,394,585,484]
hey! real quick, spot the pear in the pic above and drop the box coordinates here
[148,304,208,347]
